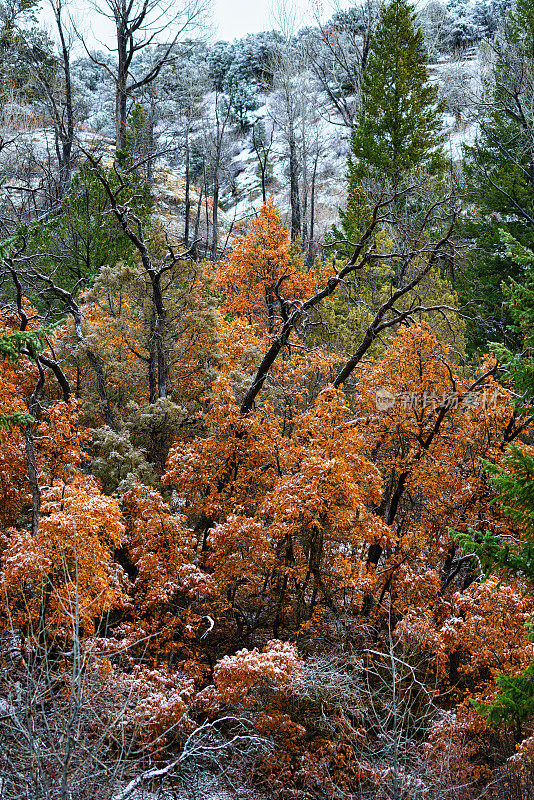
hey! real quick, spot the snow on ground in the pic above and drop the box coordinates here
[0,46,486,240]
[120,782,262,800]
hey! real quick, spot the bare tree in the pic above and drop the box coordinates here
[269,37,306,243]
[0,0,77,222]
[81,0,207,151]
[33,0,76,199]
[286,628,441,800]
[81,149,198,401]
[2,254,114,425]
[168,44,209,245]
[199,87,232,261]
[0,0,78,205]
[304,0,379,128]
[252,119,274,205]
[0,593,268,800]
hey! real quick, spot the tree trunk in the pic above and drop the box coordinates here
[116,83,128,151]
[116,5,129,152]
[300,117,308,245]
[203,165,210,255]
[308,152,319,267]
[24,426,41,538]
[86,350,114,427]
[266,288,275,334]
[56,0,74,196]
[211,174,219,261]
[261,162,267,203]
[289,127,301,242]
[184,124,191,245]
[150,275,167,399]
[193,178,204,258]
[148,315,157,404]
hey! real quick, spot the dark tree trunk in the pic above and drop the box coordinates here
[289,128,301,242]
[24,425,41,537]
[149,274,167,399]
[184,125,191,246]
[193,178,204,257]
[116,82,128,152]
[261,165,267,203]
[56,0,74,196]
[116,1,129,152]
[211,174,219,261]
[148,319,157,404]
[307,152,319,267]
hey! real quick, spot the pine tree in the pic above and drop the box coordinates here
[456,445,534,737]
[456,223,534,737]
[328,182,374,261]
[491,233,534,413]
[349,0,446,193]
[329,0,446,261]
[459,0,534,350]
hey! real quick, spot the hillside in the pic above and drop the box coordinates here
[0,0,534,799]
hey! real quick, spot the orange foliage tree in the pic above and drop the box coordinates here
[0,315,126,644]
[165,324,523,638]
[3,189,534,800]
[1,476,125,640]
[215,199,323,334]
[164,376,390,636]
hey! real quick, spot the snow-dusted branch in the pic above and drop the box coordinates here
[111,716,269,800]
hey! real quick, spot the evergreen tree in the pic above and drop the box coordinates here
[329,0,446,275]
[445,0,510,49]
[328,182,375,261]
[491,233,534,412]
[456,443,534,738]
[456,230,534,738]
[0,0,49,92]
[30,161,152,293]
[349,0,446,193]
[459,0,534,350]
[329,0,446,261]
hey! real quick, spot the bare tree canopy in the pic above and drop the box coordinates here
[81,0,208,149]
